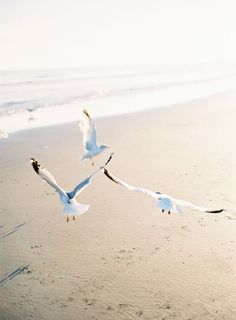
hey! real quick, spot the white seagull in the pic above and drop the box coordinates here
[79,109,109,165]
[31,155,112,222]
[103,168,224,215]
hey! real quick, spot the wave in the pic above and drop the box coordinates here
[1,64,236,135]
[1,70,236,117]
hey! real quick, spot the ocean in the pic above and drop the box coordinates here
[0,64,236,136]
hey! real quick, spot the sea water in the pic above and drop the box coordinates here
[0,64,236,135]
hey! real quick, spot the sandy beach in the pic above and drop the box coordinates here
[1,91,236,320]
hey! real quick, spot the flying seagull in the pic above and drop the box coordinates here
[31,154,113,222]
[103,168,224,215]
[79,109,109,165]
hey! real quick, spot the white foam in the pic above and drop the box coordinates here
[1,65,236,135]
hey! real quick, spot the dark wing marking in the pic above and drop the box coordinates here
[103,168,119,184]
[30,158,68,200]
[206,209,224,213]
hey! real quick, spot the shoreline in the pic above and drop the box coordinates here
[1,82,236,136]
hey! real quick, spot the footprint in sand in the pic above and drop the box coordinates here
[30,244,42,255]
[106,305,114,311]
[118,303,131,310]
[136,310,143,317]
[83,297,96,306]
[151,247,160,255]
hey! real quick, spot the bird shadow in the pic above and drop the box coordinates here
[0,265,30,287]
[0,222,28,240]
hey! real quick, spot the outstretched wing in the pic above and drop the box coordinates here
[79,109,97,152]
[67,166,103,199]
[103,169,224,214]
[103,168,157,198]
[31,158,68,200]
[67,176,93,199]
[68,154,114,199]
[172,198,224,213]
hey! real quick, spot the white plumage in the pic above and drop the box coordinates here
[103,168,224,214]
[31,158,100,221]
[79,109,109,163]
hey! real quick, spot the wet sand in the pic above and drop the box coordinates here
[1,91,236,320]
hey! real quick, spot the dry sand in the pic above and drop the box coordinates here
[1,91,236,320]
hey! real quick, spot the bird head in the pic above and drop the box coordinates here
[100,144,109,150]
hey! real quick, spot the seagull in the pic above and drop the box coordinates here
[103,168,224,215]
[79,109,109,165]
[30,154,113,222]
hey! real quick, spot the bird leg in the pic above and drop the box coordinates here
[66,216,69,222]
[73,216,75,221]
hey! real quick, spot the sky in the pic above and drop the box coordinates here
[0,0,236,70]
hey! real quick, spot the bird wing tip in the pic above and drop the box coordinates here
[31,158,39,174]
[103,169,118,184]
[206,208,225,214]
[83,109,91,119]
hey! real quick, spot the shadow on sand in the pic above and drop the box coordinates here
[0,265,30,287]
[0,222,28,240]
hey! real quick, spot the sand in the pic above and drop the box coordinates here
[1,91,236,320]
